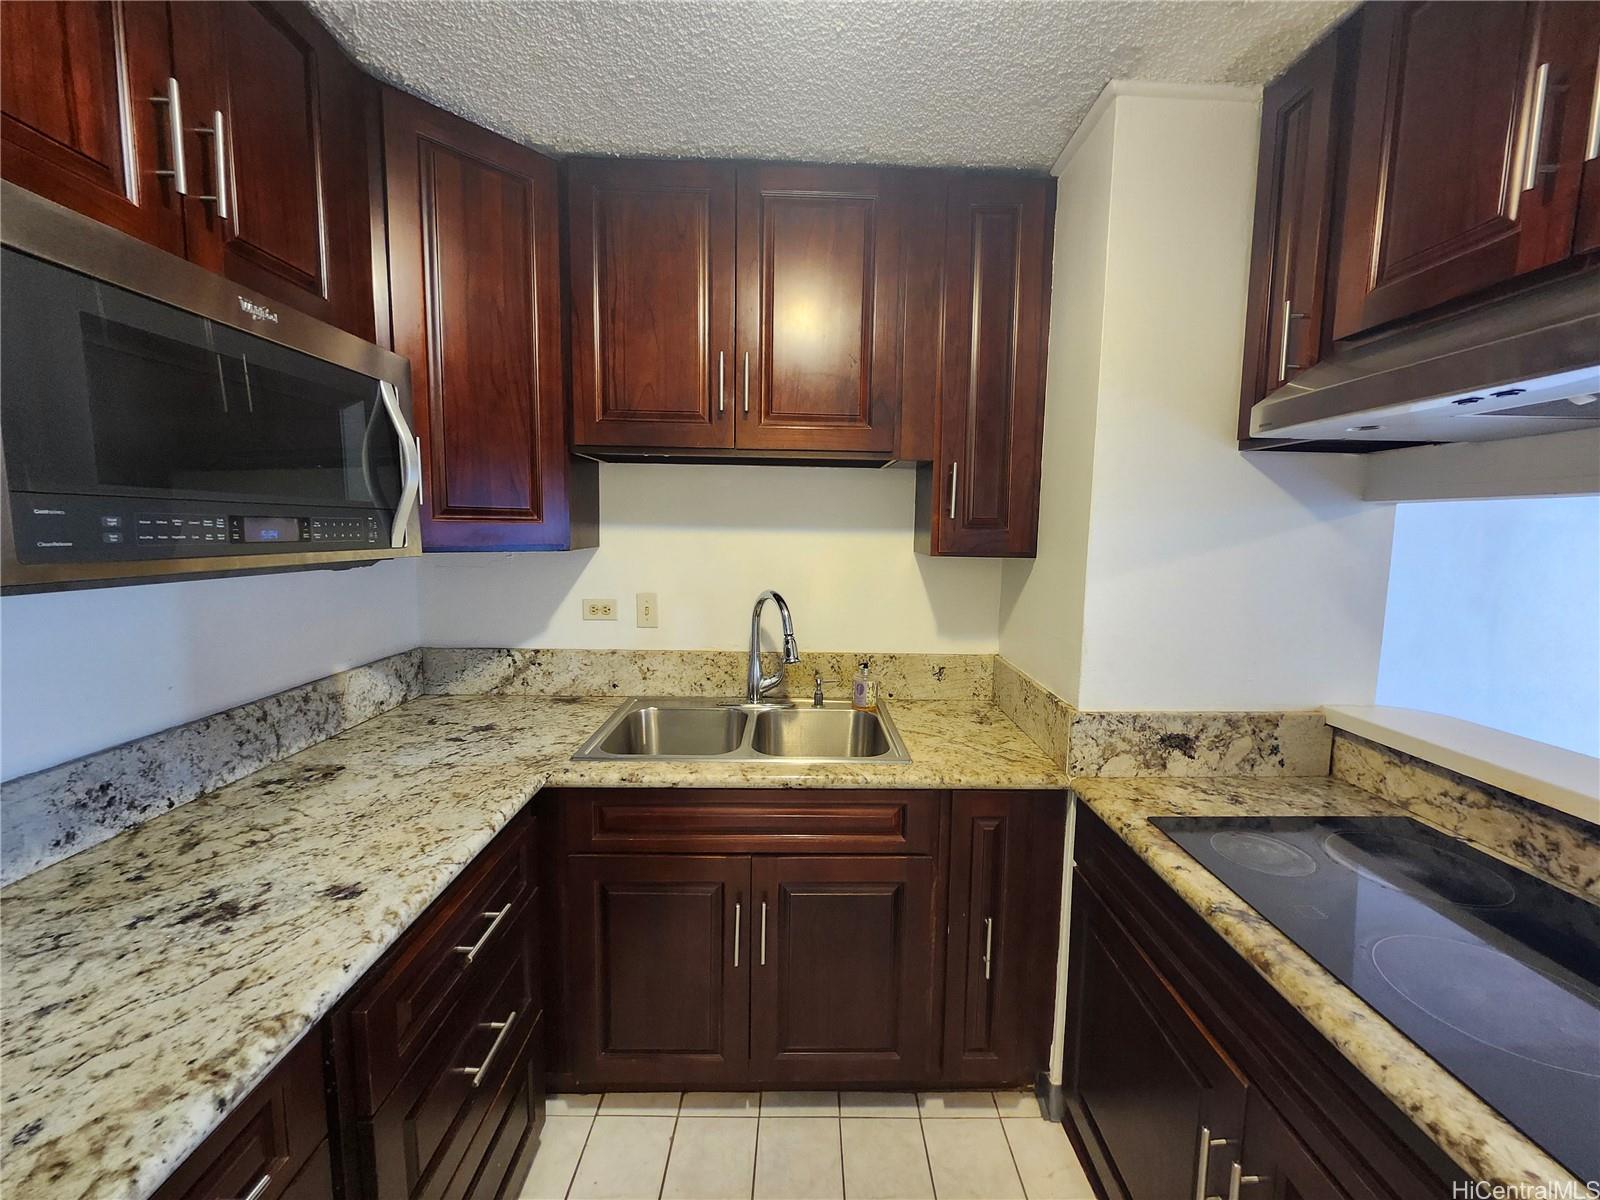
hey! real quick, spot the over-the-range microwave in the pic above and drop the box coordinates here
[0,183,420,593]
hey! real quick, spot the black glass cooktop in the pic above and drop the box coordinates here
[1152,816,1600,1183]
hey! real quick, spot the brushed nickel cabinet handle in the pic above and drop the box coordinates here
[1278,300,1306,381]
[743,350,751,414]
[948,461,959,521]
[733,899,741,968]
[1523,62,1556,191]
[982,916,994,981]
[453,1009,517,1088]
[150,77,188,194]
[1193,1127,1233,1200]
[759,899,767,966]
[1226,1162,1265,1200]
[453,903,511,965]
[718,350,726,414]
[1587,46,1600,161]
[193,108,229,220]
[229,1174,270,1200]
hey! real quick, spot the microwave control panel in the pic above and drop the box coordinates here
[10,493,386,564]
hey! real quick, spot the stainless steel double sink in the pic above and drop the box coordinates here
[572,696,911,764]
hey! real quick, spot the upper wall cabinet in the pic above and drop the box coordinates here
[568,159,904,457]
[915,174,1054,557]
[1332,1,1600,340]
[735,164,901,454]
[568,158,737,450]
[1,1,377,340]
[383,89,596,551]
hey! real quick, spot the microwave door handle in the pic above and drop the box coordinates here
[378,379,421,548]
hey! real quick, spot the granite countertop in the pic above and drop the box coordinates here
[1070,775,1582,1190]
[0,695,1064,1200]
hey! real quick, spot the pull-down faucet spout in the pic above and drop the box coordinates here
[746,590,799,703]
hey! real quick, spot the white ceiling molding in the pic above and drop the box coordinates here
[313,0,1352,169]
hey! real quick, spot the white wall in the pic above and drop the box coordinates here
[422,462,1002,651]
[1377,497,1600,757]
[1000,85,1396,712]
[0,559,421,780]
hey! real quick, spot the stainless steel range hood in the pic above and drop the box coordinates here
[1249,272,1600,444]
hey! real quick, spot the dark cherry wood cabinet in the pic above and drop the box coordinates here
[152,1033,332,1200]
[383,88,597,552]
[735,164,901,453]
[1331,2,1600,340]
[1573,12,1600,254]
[943,791,1064,1085]
[1065,803,1463,1200]
[565,853,751,1086]
[546,787,1062,1090]
[0,0,187,256]
[750,854,936,1083]
[1,0,376,339]
[1237,32,1342,444]
[567,158,738,450]
[915,173,1054,557]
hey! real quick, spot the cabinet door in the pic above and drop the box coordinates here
[750,856,935,1083]
[734,164,900,452]
[1238,32,1341,442]
[568,158,737,449]
[943,793,1031,1084]
[922,173,1052,557]
[1573,11,1600,253]
[1235,1090,1353,1200]
[168,2,374,336]
[384,88,595,551]
[1332,2,1596,338]
[566,855,750,1087]
[0,0,185,255]
[1064,872,1248,1200]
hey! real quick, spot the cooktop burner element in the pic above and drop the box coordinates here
[1208,830,1319,876]
[1151,815,1600,1184]
[1324,826,1518,908]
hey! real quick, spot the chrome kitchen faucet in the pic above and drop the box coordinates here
[746,590,799,703]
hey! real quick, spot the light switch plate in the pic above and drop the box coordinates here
[636,592,659,628]
[582,599,617,621]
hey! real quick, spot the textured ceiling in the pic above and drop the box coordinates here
[312,0,1352,169]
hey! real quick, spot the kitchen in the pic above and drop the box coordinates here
[1,2,1597,1199]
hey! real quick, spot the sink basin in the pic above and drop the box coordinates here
[572,697,910,763]
[594,704,748,756]
[750,707,894,759]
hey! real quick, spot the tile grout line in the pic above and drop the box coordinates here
[655,1092,682,1200]
[997,1111,1033,1200]
[918,1113,939,1200]
[560,1107,599,1200]
[836,1110,845,1200]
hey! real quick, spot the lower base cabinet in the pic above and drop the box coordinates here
[547,788,1064,1091]
[1064,804,1464,1200]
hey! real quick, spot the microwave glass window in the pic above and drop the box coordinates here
[1,248,401,512]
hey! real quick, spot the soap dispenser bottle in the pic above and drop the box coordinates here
[852,664,879,713]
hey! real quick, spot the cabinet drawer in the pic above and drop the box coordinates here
[461,1013,545,1200]
[152,1034,327,1200]
[347,820,535,1114]
[281,1141,334,1200]
[560,789,938,855]
[365,935,538,1200]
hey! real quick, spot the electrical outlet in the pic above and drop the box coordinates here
[636,592,659,628]
[582,598,617,621]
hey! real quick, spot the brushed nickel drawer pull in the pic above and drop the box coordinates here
[743,350,751,414]
[1587,45,1600,161]
[454,1009,517,1088]
[759,899,768,966]
[1193,1127,1232,1200]
[1278,300,1306,381]
[230,1174,270,1200]
[150,77,188,194]
[982,916,994,980]
[733,899,742,968]
[1227,1162,1265,1200]
[193,108,229,220]
[1523,62,1556,191]
[948,461,959,520]
[454,904,512,965]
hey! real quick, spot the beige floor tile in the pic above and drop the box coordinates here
[992,1089,1042,1118]
[838,1091,919,1117]
[1003,1118,1097,1200]
[568,1116,676,1200]
[517,1114,595,1199]
[921,1119,1025,1200]
[916,1091,998,1118]
[662,1116,758,1200]
[760,1090,839,1116]
[681,1091,761,1117]
[544,1093,603,1117]
[597,1091,682,1116]
[754,1117,844,1200]
[840,1117,933,1199]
